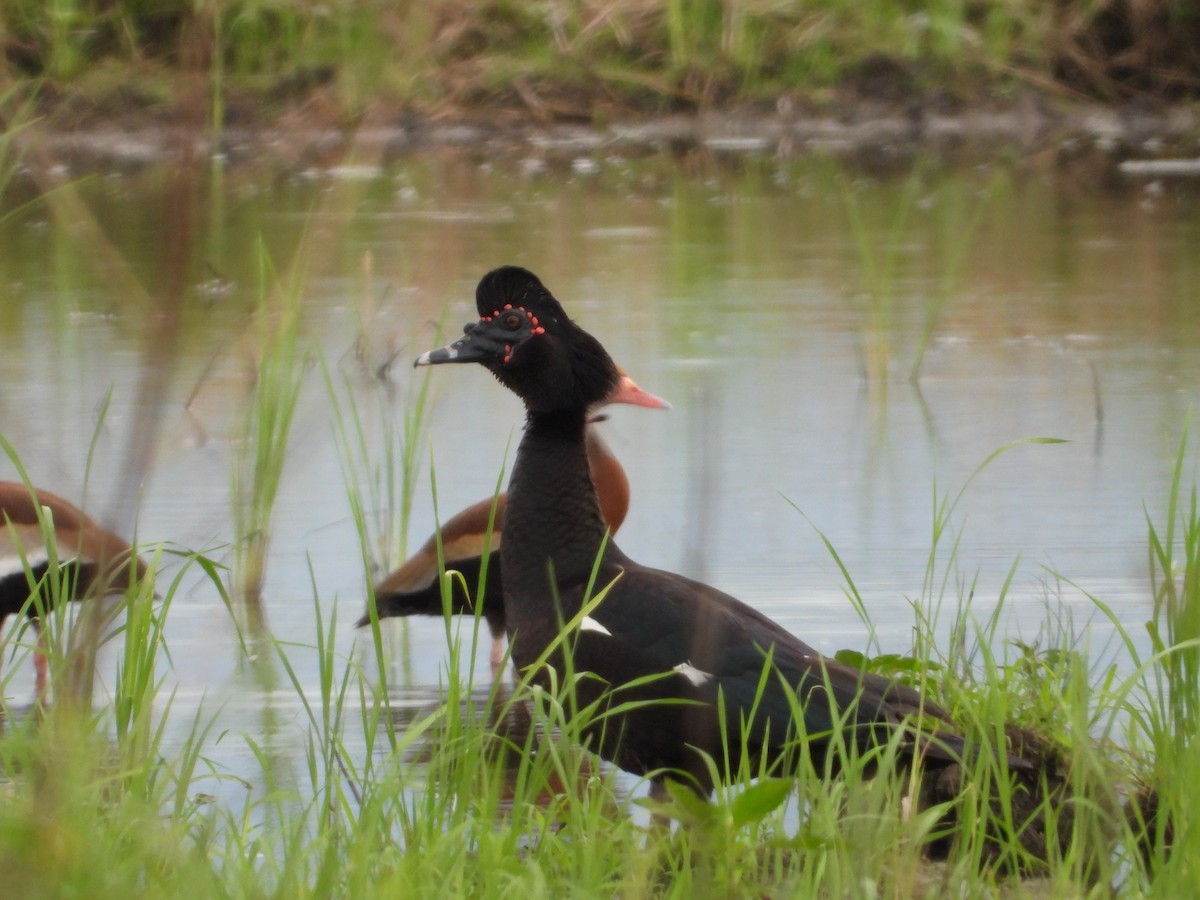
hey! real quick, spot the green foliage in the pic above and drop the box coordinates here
[1126,426,1200,887]
[3,402,1198,894]
[322,331,439,702]
[0,1,1195,121]
[228,240,307,631]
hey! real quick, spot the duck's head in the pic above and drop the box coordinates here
[416,266,624,415]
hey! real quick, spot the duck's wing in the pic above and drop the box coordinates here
[557,554,961,760]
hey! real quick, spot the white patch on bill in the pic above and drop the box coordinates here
[415,346,457,366]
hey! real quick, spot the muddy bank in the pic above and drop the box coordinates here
[10,92,1200,178]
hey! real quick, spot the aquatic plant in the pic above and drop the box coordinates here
[228,243,307,634]
[5,417,1194,894]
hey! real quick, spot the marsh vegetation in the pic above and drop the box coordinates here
[1,93,1199,894]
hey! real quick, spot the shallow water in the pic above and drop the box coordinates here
[1,149,1198,791]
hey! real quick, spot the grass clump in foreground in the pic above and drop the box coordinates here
[2,433,1199,897]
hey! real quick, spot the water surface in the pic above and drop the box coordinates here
[1,149,1198,788]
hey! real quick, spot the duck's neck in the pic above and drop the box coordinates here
[502,408,611,629]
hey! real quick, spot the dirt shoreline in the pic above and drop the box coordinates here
[11,94,1200,176]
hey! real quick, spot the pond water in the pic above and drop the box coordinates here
[1,146,1199,794]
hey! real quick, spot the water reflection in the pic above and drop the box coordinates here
[0,150,1198,792]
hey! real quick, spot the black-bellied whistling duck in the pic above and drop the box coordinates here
[357,371,668,670]
[0,481,147,698]
[414,266,1026,806]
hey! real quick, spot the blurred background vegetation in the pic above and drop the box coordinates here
[0,0,1197,128]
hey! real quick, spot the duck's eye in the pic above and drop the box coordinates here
[502,312,523,331]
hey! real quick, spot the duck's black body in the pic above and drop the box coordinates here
[356,377,667,670]
[417,266,975,793]
[499,408,956,789]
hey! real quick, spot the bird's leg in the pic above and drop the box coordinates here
[490,634,506,674]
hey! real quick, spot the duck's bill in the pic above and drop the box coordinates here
[414,340,472,366]
[414,322,506,367]
[610,373,670,409]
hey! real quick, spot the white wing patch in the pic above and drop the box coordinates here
[0,548,52,581]
[673,661,713,687]
[579,616,612,637]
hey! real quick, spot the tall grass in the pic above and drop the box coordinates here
[0,538,237,898]
[324,359,424,700]
[228,242,307,635]
[1120,427,1200,887]
[332,274,439,582]
[5,422,1197,894]
[1146,430,1200,745]
[324,262,442,693]
[841,166,1000,386]
[1,1,1194,126]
